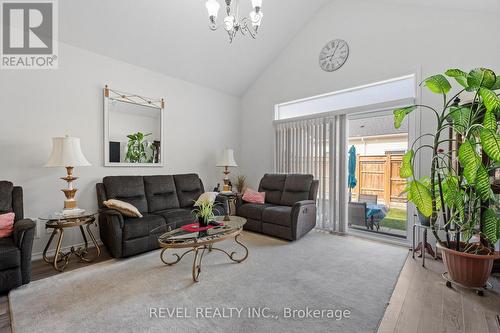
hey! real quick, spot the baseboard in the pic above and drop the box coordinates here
[31,240,104,261]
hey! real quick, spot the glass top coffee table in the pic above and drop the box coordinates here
[156,215,248,282]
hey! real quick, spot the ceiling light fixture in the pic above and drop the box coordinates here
[205,0,263,43]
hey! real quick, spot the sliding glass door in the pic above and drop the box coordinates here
[347,111,409,239]
[273,75,416,240]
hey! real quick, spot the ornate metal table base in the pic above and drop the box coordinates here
[160,234,249,282]
[43,222,100,272]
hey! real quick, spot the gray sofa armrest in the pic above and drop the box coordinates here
[98,209,125,258]
[13,218,36,284]
[291,200,317,240]
[99,209,125,228]
[13,218,36,248]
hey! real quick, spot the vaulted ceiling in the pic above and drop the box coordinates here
[60,0,498,96]
[60,0,333,96]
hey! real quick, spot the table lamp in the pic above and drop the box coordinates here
[216,148,238,193]
[45,136,91,215]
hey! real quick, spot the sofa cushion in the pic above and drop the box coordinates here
[174,174,204,208]
[258,174,286,205]
[242,218,262,233]
[0,181,13,214]
[262,206,292,227]
[156,209,195,228]
[242,188,265,204]
[0,212,15,238]
[237,203,274,220]
[280,174,314,206]
[103,176,148,213]
[122,214,166,240]
[144,175,180,212]
[0,237,20,270]
[103,199,142,218]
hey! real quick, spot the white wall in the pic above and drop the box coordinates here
[239,0,500,188]
[0,42,240,256]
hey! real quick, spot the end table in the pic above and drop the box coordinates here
[40,212,100,272]
[218,192,239,217]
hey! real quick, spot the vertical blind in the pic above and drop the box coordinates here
[275,115,346,232]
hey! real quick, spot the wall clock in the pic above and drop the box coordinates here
[319,39,349,72]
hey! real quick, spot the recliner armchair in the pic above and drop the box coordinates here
[236,174,319,241]
[0,181,36,294]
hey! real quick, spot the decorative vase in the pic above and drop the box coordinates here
[198,216,208,227]
[437,242,500,288]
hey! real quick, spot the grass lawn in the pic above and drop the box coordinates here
[379,208,407,231]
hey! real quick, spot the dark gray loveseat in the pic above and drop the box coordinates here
[0,181,36,294]
[96,174,227,258]
[236,174,318,241]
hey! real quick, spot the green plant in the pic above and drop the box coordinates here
[192,201,218,224]
[125,132,153,163]
[235,175,247,193]
[394,67,500,253]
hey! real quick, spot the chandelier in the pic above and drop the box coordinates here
[205,0,263,43]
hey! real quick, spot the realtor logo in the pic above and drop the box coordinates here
[1,0,58,69]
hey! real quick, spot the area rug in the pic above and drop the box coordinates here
[9,231,407,333]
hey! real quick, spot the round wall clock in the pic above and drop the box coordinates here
[319,39,349,72]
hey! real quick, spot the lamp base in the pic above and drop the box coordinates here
[60,208,86,217]
[61,166,79,210]
[63,196,77,209]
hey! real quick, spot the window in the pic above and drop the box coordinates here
[274,75,416,121]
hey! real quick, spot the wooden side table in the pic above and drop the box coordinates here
[40,213,100,272]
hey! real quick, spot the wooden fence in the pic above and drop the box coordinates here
[351,154,407,206]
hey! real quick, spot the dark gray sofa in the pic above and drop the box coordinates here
[236,174,318,241]
[0,181,36,294]
[96,174,227,258]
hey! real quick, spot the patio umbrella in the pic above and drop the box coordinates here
[348,145,357,202]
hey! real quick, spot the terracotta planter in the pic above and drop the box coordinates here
[437,242,500,288]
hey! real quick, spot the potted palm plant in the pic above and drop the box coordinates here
[394,67,500,290]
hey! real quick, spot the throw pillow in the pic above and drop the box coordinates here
[242,188,265,204]
[194,192,218,206]
[103,199,143,218]
[0,212,15,238]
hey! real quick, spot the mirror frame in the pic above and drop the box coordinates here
[103,85,165,167]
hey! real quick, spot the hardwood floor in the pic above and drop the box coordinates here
[0,247,112,333]
[1,247,499,333]
[378,252,500,333]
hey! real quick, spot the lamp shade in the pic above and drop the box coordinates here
[252,0,263,8]
[45,136,91,167]
[205,0,220,18]
[216,148,238,167]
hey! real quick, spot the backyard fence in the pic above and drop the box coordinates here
[351,154,407,207]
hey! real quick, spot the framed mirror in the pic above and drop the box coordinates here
[104,86,164,167]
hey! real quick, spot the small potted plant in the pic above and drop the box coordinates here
[394,67,500,290]
[192,201,217,227]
